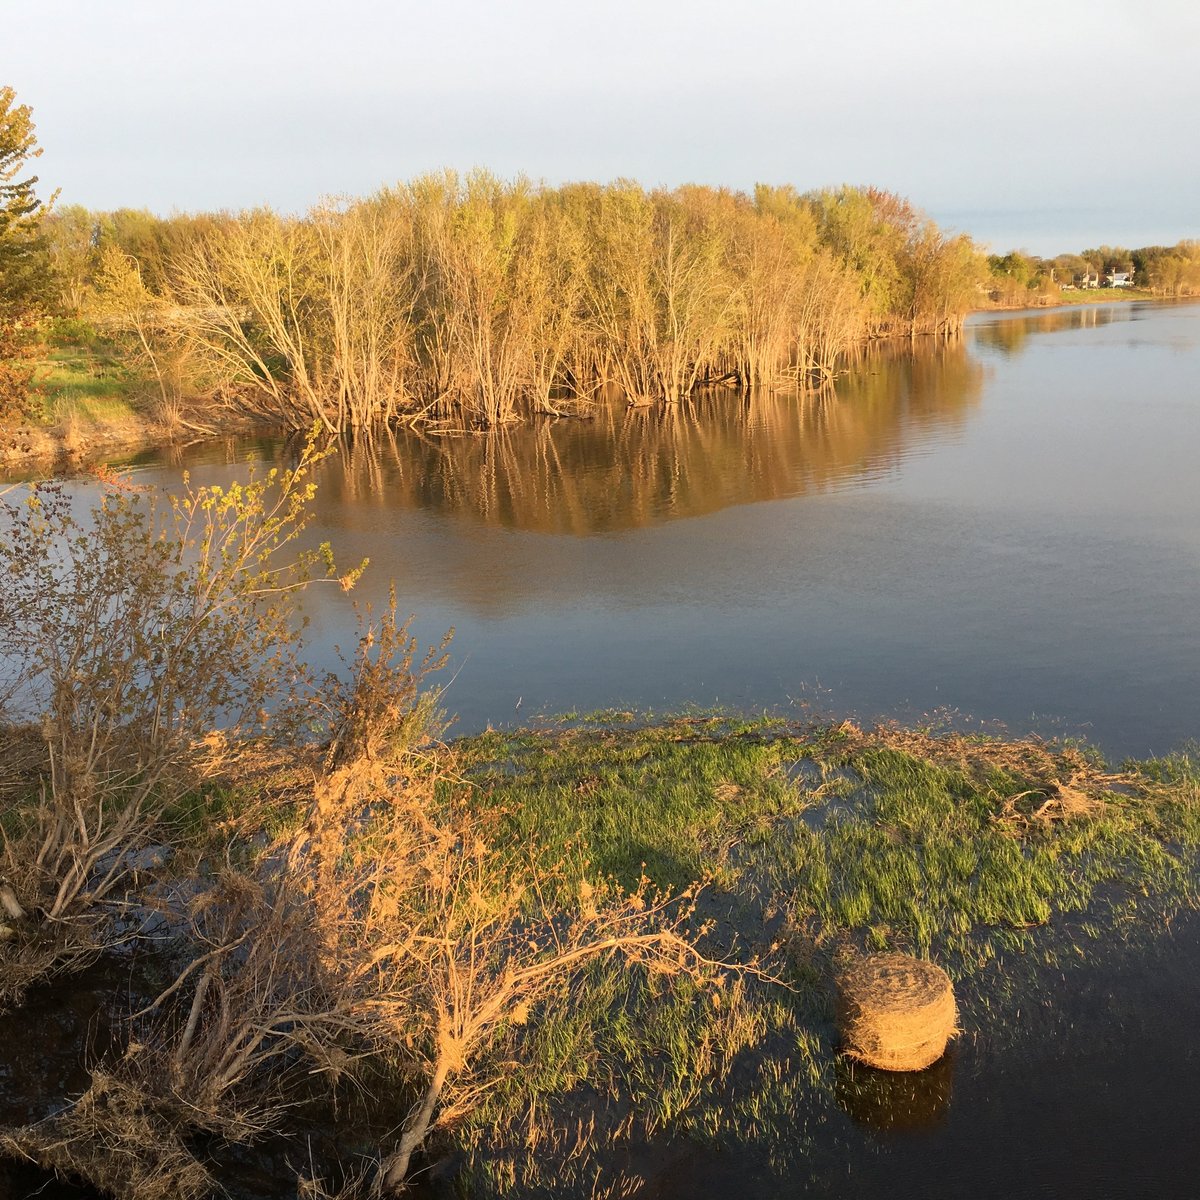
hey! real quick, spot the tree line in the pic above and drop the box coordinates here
[0,86,55,421]
[35,176,984,432]
[7,82,1198,437]
[986,241,1200,304]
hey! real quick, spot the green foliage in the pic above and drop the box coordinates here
[1133,241,1200,296]
[0,85,54,421]
[0,85,52,305]
[986,249,1056,303]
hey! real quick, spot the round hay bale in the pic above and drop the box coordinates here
[836,952,957,1072]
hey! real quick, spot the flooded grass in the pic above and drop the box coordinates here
[4,714,1200,1197]
[456,715,1200,963]
[427,716,1200,1191]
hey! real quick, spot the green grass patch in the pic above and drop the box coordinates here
[1052,287,1157,304]
[454,716,1200,973]
[441,714,1200,1188]
[30,320,146,425]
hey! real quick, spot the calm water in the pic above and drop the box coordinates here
[98,299,1200,760]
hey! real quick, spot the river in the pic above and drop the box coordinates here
[101,299,1200,761]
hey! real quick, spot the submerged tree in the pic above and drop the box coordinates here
[59,175,992,432]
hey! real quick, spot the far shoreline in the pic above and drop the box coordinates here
[972,286,1162,315]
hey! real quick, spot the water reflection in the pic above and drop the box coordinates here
[318,338,984,536]
[835,1050,955,1133]
[118,434,287,476]
[0,959,127,1127]
[22,301,1200,758]
[970,302,1124,356]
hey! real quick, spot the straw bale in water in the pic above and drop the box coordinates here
[836,952,957,1072]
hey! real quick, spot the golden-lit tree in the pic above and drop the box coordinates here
[80,175,989,430]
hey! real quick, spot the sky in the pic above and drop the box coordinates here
[7,0,1199,256]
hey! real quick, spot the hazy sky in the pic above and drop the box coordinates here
[8,0,1198,255]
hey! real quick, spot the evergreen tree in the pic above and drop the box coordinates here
[0,85,54,420]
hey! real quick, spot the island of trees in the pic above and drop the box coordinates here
[30,177,989,433]
[4,83,1200,446]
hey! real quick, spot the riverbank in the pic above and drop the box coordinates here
[2,711,1198,1198]
[2,322,164,471]
[0,319,281,474]
[0,409,277,477]
[978,285,1160,312]
[0,411,166,473]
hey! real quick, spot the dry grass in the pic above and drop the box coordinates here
[0,1062,213,1200]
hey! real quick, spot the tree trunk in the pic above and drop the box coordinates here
[378,1057,451,1195]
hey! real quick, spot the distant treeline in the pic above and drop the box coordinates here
[39,176,984,430]
[986,241,1200,305]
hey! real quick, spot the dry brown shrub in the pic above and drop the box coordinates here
[130,865,352,1141]
[1,535,766,1197]
[353,804,729,1194]
[0,1062,213,1200]
[279,595,748,1194]
[0,437,357,1009]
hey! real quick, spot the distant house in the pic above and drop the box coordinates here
[1105,270,1134,287]
[1076,271,1100,289]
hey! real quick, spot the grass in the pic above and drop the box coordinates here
[438,714,1200,1187]
[32,321,144,425]
[449,715,1200,1011]
[981,286,1161,315]
[455,716,1200,965]
[0,320,163,466]
[1051,286,1157,304]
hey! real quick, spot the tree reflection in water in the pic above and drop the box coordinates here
[320,336,984,537]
